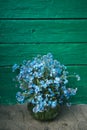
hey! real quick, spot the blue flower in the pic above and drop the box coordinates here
[76,75,80,81]
[12,64,19,72]
[13,53,80,113]
[34,85,40,94]
[51,100,57,108]
[68,88,78,96]
[33,105,39,113]
[16,92,24,103]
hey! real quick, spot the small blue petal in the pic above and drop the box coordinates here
[12,64,19,72]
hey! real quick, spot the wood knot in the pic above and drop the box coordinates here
[31,29,36,33]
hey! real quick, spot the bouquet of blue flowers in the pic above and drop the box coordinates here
[12,53,80,120]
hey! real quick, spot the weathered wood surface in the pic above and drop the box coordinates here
[0,66,87,104]
[0,43,87,66]
[0,0,87,18]
[0,20,87,42]
[0,104,87,130]
[0,0,87,105]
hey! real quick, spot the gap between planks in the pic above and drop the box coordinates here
[1,18,87,20]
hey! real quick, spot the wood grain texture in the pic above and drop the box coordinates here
[0,20,87,42]
[0,0,87,18]
[0,43,87,66]
[0,66,87,104]
[0,20,87,43]
[0,0,87,105]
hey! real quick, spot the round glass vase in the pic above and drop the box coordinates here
[27,103,60,121]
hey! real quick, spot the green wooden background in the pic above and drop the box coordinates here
[0,0,87,104]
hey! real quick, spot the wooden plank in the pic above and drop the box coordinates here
[0,67,18,104]
[0,66,87,104]
[68,66,87,104]
[0,20,87,43]
[0,43,87,66]
[0,0,87,18]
